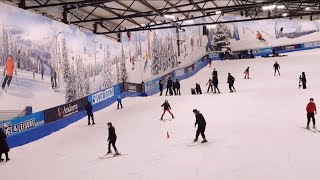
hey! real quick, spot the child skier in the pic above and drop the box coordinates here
[306,98,317,130]
[299,72,307,89]
[117,95,123,109]
[193,109,207,143]
[161,100,174,120]
[244,67,250,79]
[85,102,95,125]
[273,61,280,76]
[107,122,120,155]
[206,78,213,93]
[227,73,236,93]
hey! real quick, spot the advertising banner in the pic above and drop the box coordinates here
[88,84,120,105]
[208,52,221,60]
[252,47,273,55]
[0,112,45,136]
[145,77,160,91]
[303,41,320,49]
[274,44,302,51]
[44,97,87,124]
[123,82,143,93]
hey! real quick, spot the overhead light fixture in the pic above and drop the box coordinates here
[305,7,311,11]
[215,11,222,15]
[164,14,175,19]
[282,13,288,17]
[262,5,276,11]
[184,19,194,24]
[207,24,217,29]
[277,5,285,9]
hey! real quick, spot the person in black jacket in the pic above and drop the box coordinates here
[299,72,307,89]
[166,77,174,96]
[244,67,250,79]
[227,73,236,93]
[193,109,207,143]
[159,80,164,96]
[174,79,181,96]
[273,61,280,76]
[195,83,202,94]
[85,102,95,125]
[212,68,218,80]
[161,100,174,120]
[0,128,10,162]
[212,74,220,93]
[107,122,119,155]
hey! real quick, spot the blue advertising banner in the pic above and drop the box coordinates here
[208,52,221,60]
[88,84,120,105]
[145,77,161,92]
[0,112,45,136]
[252,47,273,56]
[303,41,320,49]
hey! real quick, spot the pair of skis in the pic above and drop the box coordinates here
[186,140,208,147]
[99,153,126,159]
[304,127,320,133]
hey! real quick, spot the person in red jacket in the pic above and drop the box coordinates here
[306,98,317,129]
[160,100,174,120]
[2,55,16,91]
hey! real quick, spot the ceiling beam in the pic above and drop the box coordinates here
[22,0,113,9]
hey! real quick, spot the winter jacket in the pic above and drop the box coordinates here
[195,84,201,91]
[244,68,249,73]
[174,81,180,89]
[117,96,122,103]
[206,79,213,86]
[4,56,15,76]
[85,103,93,115]
[306,102,317,113]
[300,75,306,83]
[0,129,9,154]
[159,81,164,90]
[212,70,218,77]
[161,102,171,110]
[167,79,173,88]
[195,113,206,128]
[256,32,262,39]
[227,75,235,85]
[108,126,117,141]
[274,63,280,70]
[213,76,219,85]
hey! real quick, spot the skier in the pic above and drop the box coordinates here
[213,74,220,93]
[195,83,202,94]
[299,72,307,89]
[227,73,236,93]
[193,109,207,143]
[206,78,213,93]
[85,102,95,125]
[161,100,174,120]
[273,61,280,76]
[191,88,196,95]
[1,55,16,91]
[165,77,174,96]
[212,68,218,79]
[107,122,120,155]
[306,98,317,130]
[159,80,164,96]
[174,79,181,96]
[256,31,266,41]
[0,128,10,162]
[117,95,123,109]
[244,67,250,79]
[41,67,44,80]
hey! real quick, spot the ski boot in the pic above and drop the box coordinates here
[193,138,198,142]
[306,126,310,130]
[172,115,174,119]
[0,158,4,162]
[88,123,91,125]
[92,122,95,125]
[6,158,10,162]
[107,150,112,154]
[313,125,316,129]
[114,150,120,156]
[201,139,208,143]
[160,116,163,120]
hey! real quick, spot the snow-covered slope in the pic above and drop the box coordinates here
[2,49,320,180]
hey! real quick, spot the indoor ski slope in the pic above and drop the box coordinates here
[2,49,320,180]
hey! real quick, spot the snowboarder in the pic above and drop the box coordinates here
[161,100,174,120]
[244,67,250,79]
[256,31,266,41]
[227,73,236,93]
[166,77,174,96]
[0,128,10,162]
[1,55,16,91]
[195,83,202,94]
[159,80,164,96]
[193,109,207,143]
[273,61,280,76]
[299,72,307,89]
[306,98,317,130]
[85,102,95,125]
[174,79,181,96]
[213,74,220,93]
[107,122,120,155]
[117,95,123,109]
[206,78,213,93]
[191,88,196,95]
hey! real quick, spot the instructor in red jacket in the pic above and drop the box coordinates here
[306,98,317,129]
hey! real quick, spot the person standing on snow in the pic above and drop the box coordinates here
[212,68,218,80]
[107,122,120,155]
[306,98,317,130]
[227,73,236,93]
[213,74,220,94]
[206,78,213,93]
[195,83,202,94]
[161,100,174,120]
[159,80,164,96]
[166,77,174,96]
[244,67,250,79]
[85,102,95,125]
[174,79,181,96]
[299,72,307,89]
[0,128,10,162]
[117,95,123,109]
[193,109,207,143]
[2,55,16,91]
[273,61,280,76]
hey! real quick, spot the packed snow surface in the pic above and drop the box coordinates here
[2,49,320,180]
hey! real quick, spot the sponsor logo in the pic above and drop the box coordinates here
[304,42,320,48]
[0,118,44,136]
[127,84,137,92]
[145,80,157,91]
[58,103,79,117]
[92,87,115,104]
[174,69,184,77]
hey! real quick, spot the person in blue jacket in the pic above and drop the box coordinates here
[85,102,95,125]
[117,95,123,109]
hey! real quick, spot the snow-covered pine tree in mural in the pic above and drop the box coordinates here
[1,27,9,65]
[212,24,231,50]
[119,46,128,82]
[101,45,113,88]
[151,32,161,75]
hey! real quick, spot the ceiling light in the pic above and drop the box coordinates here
[262,5,276,11]
[184,19,194,24]
[305,7,311,11]
[282,13,288,17]
[277,5,285,9]
[207,24,217,29]
[164,15,175,19]
[215,11,222,15]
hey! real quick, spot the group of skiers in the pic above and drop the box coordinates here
[159,77,181,96]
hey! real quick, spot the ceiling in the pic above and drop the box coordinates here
[3,0,320,40]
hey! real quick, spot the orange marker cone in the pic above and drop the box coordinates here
[166,131,170,139]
